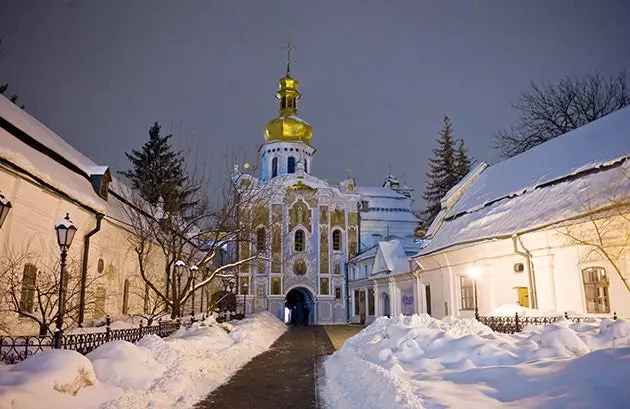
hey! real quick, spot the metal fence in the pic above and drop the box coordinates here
[0,317,181,364]
[478,311,618,334]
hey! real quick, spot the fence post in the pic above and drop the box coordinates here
[614,312,618,320]
[514,312,520,333]
[564,311,569,319]
[139,319,144,336]
[105,315,111,342]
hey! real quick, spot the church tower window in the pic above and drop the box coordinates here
[294,229,305,252]
[332,229,342,251]
[272,157,278,178]
[287,157,296,174]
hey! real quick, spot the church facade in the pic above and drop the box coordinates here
[234,49,419,324]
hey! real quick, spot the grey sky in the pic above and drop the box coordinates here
[1,1,629,207]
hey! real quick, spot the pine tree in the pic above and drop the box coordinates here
[422,116,458,224]
[120,122,196,214]
[454,139,472,181]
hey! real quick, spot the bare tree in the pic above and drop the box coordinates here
[118,155,279,318]
[0,243,106,335]
[557,167,630,294]
[495,71,629,158]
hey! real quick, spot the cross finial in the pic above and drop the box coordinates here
[282,41,296,75]
[346,168,352,177]
[388,163,392,176]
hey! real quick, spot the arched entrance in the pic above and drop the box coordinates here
[285,287,315,326]
[380,292,391,318]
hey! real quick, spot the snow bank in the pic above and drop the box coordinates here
[0,312,286,409]
[323,313,630,409]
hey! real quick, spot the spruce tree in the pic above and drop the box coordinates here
[422,116,458,224]
[120,122,196,214]
[454,139,472,181]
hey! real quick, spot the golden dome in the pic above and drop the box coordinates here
[264,73,313,144]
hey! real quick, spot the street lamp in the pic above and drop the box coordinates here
[54,213,77,349]
[242,281,248,317]
[189,265,199,316]
[469,266,482,320]
[0,192,12,229]
[174,260,186,317]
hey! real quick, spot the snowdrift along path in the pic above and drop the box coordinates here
[322,314,630,409]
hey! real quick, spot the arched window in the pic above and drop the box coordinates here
[256,227,266,253]
[19,263,37,313]
[582,267,610,313]
[272,157,278,178]
[332,229,342,251]
[287,156,296,174]
[294,229,305,252]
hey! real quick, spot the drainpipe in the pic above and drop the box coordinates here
[357,201,362,253]
[344,261,350,322]
[78,213,104,327]
[512,234,538,309]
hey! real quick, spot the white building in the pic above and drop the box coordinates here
[0,94,167,334]
[412,107,630,319]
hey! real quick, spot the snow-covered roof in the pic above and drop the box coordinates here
[354,186,406,199]
[360,210,419,223]
[449,106,630,217]
[416,108,630,257]
[372,240,412,277]
[347,245,379,264]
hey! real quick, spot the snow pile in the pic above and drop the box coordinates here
[0,312,286,409]
[323,313,630,409]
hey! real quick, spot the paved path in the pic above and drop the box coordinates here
[194,326,335,409]
[323,325,364,350]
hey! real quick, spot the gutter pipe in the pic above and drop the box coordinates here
[78,213,104,327]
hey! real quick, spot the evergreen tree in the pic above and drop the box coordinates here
[120,122,196,214]
[422,116,458,224]
[454,139,472,181]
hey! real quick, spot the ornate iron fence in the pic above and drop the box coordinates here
[0,317,182,364]
[478,311,618,334]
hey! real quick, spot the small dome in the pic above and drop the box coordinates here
[265,115,313,144]
[279,75,299,91]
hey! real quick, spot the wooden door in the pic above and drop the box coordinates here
[517,287,529,307]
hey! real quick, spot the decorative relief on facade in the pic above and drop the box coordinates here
[271,224,282,273]
[255,277,267,310]
[320,225,329,274]
[348,211,358,227]
[331,207,345,228]
[293,258,307,275]
[257,261,266,275]
[319,206,328,225]
[240,242,250,273]
[333,258,341,275]
[348,226,358,258]
[289,199,312,232]
[320,277,330,295]
[271,276,282,294]
[283,252,316,292]
[252,203,270,226]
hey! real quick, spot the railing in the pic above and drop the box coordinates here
[0,317,182,364]
[478,311,618,334]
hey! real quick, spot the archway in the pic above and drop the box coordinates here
[380,292,391,318]
[285,287,315,326]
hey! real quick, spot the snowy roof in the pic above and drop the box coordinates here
[360,210,419,223]
[354,186,406,199]
[372,240,412,277]
[449,106,630,217]
[347,245,379,264]
[416,108,630,257]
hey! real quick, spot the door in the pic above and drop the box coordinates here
[359,291,366,324]
[517,287,529,307]
[425,285,432,316]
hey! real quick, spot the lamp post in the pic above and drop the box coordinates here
[174,260,186,317]
[469,266,482,321]
[242,281,248,317]
[189,265,199,316]
[54,213,77,349]
[0,192,12,229]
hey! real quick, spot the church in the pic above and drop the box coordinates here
[234,45,420,324]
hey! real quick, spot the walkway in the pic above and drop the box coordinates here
[323,325,364,350]
[194,326,335,409]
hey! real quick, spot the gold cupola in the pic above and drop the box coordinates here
[264,42,313,145]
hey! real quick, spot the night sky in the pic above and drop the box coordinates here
[1,1,629,207]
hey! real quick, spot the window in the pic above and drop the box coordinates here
[19,264,37,313]
[256,227,266,253]
[294,229,305,252]
[368,289,375,315]
[287,157,296,174]
[334,261,341,275]
[320,278,330,295]
[361,200,369,211]
[332,230,342,251]
[354,290,360,315]
[281,96,287,109]
[459,276,475,310]
[335,287,342,299]
[271,277,281,295]
[582,267,610,313]
[364,265,369,277]
[272,157,278,178]
[304,160,308,173]
[122,279,130,315]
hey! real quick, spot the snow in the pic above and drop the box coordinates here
[323,313,630,409]
[0,312,286,409]
[373,240,411,276]
[354,186,407,199]
[449,106,630,217]
[417,160,630,255]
